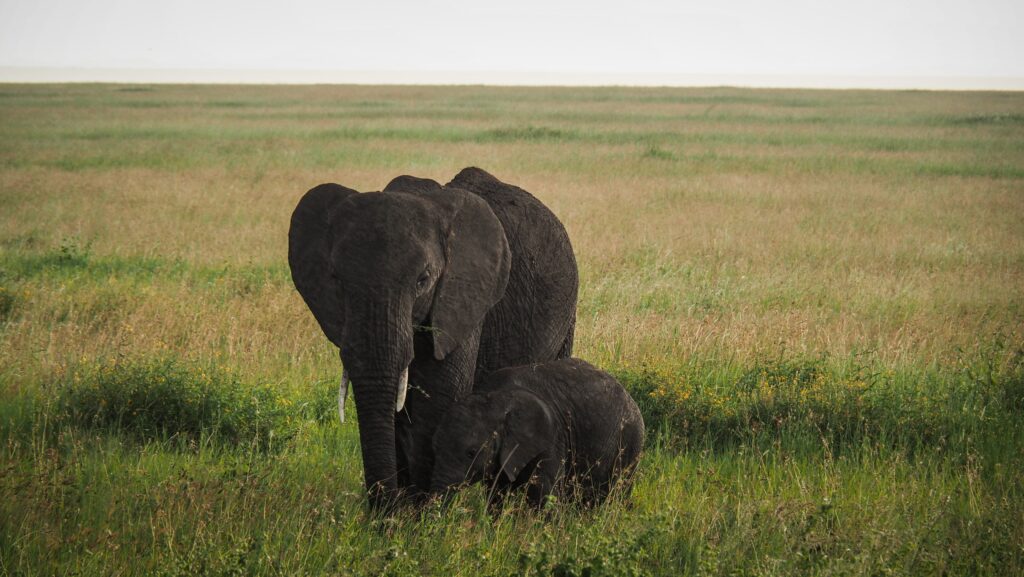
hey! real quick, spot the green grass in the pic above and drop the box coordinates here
[1,83,1023,575]
[3,356,1021,575]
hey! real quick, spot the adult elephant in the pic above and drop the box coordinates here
[288,167,578,510]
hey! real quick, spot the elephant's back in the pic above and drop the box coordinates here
[548,359,645,447]
[446,167,576,274]
[556,360,645,490]
[447,168,579,374]
[488,359,645,453]
[505,359,645,488]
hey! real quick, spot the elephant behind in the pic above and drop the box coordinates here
[288,167,578,509]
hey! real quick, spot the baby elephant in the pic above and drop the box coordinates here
[430,358,645,509]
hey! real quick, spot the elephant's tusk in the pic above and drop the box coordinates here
[340,367,407,421]
[396,367,409,413]
[339,369,349,424]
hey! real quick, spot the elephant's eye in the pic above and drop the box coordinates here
[416,270,430,290]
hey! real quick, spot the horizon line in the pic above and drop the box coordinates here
[2,67,1023,91]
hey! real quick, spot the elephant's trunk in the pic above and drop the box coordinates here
[340,294,415,511]
[351,374,403,510]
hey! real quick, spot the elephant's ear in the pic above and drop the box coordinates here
[288,183,358,348]
[498,389,557,483]
[416,186,511,360]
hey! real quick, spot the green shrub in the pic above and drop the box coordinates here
[641,144,675,160]
[0,284,15,322]
[57,235,91,266]
[56,356,297,448]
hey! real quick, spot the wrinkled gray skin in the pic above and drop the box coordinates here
[430,358,645,509]
[288,167,578,510]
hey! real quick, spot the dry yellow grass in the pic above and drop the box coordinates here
[0,84,1022,387]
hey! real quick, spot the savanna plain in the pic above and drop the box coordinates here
[1,84,1022,576]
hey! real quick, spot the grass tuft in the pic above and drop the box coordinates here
[477,125,572,142]
[0,284,15,322]
[641,144,676,160]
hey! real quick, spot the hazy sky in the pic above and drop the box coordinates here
[1,0,1022,80]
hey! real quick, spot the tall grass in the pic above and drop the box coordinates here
[1,83,1023,575]
[2,350,1021,575]
[54,356,306,448]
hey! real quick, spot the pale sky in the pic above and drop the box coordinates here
[1,0,1022,86]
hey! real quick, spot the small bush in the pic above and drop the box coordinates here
[57,236,91,266]
[56,356,297,448]
[0,284,15,322]
[1002,367,1024,413]
[641,144,675,160]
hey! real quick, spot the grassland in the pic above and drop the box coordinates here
[1,83,1022,576]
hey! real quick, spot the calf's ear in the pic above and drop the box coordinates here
[498,391,557,483]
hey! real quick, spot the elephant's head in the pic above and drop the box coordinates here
[288,175,511,508]
[429,388,557,497]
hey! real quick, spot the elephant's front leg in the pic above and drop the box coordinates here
[525,455,563,510]
[394,409,444,503]
[394,419,416,497]
[395,329,481,499]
